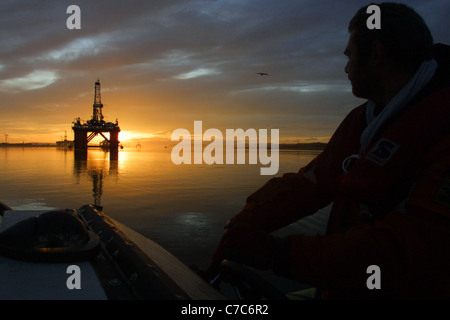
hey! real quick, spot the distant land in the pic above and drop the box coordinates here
[279,142,327,150]
[0,142,56,147]
[1,142,327,150]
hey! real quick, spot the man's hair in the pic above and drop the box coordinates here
[348,2,433,73]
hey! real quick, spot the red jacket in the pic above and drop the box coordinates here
[230,44,450,299]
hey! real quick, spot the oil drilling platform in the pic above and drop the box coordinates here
[72,79,120,159]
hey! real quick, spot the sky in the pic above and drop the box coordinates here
[0,0,449,145]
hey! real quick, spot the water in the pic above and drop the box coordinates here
[0,146,329,283]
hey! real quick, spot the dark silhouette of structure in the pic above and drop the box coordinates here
[72,79,120,159]
[56,131,74,149]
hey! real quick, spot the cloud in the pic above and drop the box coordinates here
[174,68,221,80]
[0,70,59,93]
[231,80,352,95]
[0,0,449,143]
[38,36,112,63]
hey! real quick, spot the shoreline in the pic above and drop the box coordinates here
[0,142,328,151]
[0,143,57,147]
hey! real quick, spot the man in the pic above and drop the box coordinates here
[209,2,450,299]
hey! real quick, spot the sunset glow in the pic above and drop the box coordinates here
[0,1,448,146]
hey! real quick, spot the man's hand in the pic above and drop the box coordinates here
[208,224,275,277]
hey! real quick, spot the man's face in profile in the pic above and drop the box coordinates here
[344,31,376,100]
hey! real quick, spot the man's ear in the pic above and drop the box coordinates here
[370,39,386,66]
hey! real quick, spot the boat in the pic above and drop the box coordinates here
[0,203,226,300]
[0,202,300,300]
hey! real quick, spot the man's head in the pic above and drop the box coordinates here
[345,2,433,102]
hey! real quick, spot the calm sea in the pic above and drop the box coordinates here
[0,146,329,274]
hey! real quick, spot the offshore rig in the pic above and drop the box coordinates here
[72,79,121,159]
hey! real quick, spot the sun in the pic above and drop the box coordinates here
[119,130,154,142]
[118,131,136,142]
